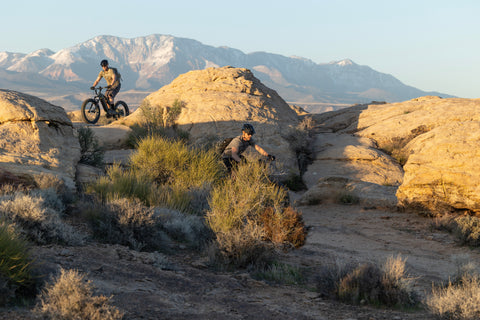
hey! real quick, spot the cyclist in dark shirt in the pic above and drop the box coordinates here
[222,123,275,173]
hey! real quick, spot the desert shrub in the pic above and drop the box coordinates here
[337,192,360,205]
[87,164,153,205]
[283,116,316,176]
[260,206,306,249]
[127,99,188,146]
[0,191,84,245]
[433,214,480,247]
[78,127,104,167]
[87,165,202,215]
[207,222,275,269]
[127,135,223,213]
[130,136,223,189]
[206,160,297,268]
[253,261,305,285]
[452,215,480,246]
[83,197,211,251]
[207,160,287,234]
[36,268,123,320]
[0,222,35,305]
[427,274,480,320]
[317,255,418,308]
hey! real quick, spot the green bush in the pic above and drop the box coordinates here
[127,98,188,146]
[36,268,123,320]
[206,160,287,234]
[87,164,153,205]
[130,136,223,189]
[89,135,223,215]
[0,222,34,305]
[206,160,294,268]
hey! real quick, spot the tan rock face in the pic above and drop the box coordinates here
[299,132,403,207]
[307,96,480,213]
[0,90,80,189]
[123,66,300,171]
[397,121,480,212]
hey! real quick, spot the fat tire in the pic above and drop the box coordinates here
[114,101,129,119]
[81,99,100,124]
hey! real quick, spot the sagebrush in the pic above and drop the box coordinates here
[36,268,124,320]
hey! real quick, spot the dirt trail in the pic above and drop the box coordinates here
[4,202,475,319]
[291,203,480,291]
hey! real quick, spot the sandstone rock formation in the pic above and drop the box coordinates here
[0,90,80,189]
[122,66,300,171]
[302,96,480,213]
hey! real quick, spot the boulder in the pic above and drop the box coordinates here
[306,96,480,213]
[397,121,480,213]
[298,132,403,207]
[0,90,80,190]
[122,66,300,172]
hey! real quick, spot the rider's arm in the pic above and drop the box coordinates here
[231,147,242,162]
[92,75,102,87]
[255,144,269,157]
[111,72,117,87]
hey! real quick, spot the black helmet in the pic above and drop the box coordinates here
[100,59,109,67]
[242,123,255,135]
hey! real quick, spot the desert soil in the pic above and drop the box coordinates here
[2,200,477,319]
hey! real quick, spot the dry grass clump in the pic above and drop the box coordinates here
[253,261,305,285]
[427,274,480,320]
[82,197,211,251]
[426,257,480,319]
[206,160,306,268]
[0,222,35,306]
[35,268,123,320]
[433,213,480,246]
[260,206,306,249]
[208,222,275,269]
[0,191,84,245]
[317,255,418,308]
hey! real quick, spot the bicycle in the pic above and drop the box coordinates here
[81,86,129,124]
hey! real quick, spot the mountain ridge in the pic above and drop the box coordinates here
[0,34,453,111]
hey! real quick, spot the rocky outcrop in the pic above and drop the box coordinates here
[0,90,80,190]
[302,96,480,213]
[299,131,403,207]
[123,66,300,171]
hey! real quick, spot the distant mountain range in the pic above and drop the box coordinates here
[0,34,453,112]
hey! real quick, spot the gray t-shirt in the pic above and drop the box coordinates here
[222,135,256,158]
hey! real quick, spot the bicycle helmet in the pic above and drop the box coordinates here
[100,59,109,67]
[242,123,255,135]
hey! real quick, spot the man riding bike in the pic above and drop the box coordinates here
[222,123,275,174]
[91,59,121,114]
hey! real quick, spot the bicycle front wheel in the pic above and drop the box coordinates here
[81,99,100,124]
[114,101,129,119]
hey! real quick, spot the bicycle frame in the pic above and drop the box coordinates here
[92,87,110,112]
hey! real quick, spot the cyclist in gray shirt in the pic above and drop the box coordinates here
[222,123,275,173]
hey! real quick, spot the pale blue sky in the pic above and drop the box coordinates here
[1,0,479,98]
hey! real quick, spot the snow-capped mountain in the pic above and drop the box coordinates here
[0,34,451,111]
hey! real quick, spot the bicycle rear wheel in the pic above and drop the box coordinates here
[81,99,100,124]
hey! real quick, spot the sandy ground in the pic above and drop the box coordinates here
[3,201,475,319]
